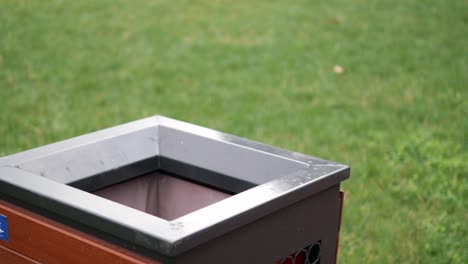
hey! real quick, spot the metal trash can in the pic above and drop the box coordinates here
[0,116,350,264]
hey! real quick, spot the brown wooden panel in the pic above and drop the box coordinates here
[0,200,159,264]
[0,244,40,264]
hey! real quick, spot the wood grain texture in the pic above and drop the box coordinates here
[0,244,40,264]
[0,200,159,264]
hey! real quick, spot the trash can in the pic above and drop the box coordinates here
[0,116,350,264]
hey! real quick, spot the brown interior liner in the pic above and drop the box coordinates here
[93,171,231,221]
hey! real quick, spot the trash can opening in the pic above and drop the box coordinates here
[93,170,232,221]
[0,116,350,263]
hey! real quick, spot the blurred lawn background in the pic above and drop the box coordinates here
[0,0,466,263]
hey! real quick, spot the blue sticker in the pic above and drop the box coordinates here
[0,214,8,241]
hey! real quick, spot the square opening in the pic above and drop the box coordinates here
[93,170,232,221]
[4,117,310,223]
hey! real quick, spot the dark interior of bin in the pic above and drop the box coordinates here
[93,169,232,221]
[69,156,253,221]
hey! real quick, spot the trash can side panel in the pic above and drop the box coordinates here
[175,185,342,264]
[0,244,40,264]
[0,200,160,264]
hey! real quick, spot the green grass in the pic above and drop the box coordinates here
[1,0,466,263]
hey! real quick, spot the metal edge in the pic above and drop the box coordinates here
[0,166,175,252]
[156,115,344,167]
[167,166,350,255]
[0,116,160,167]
